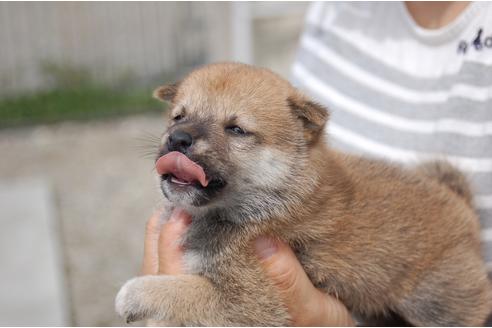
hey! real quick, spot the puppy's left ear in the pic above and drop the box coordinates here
[153,82,181,103]
[287,93,329,143]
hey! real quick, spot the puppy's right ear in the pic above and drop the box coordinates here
[287,92,329,144]
[153,82,180,103]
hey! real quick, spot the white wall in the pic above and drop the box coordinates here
[0,2,231,95]
[0,2,308,96]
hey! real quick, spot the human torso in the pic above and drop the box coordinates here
[291,1,492,272]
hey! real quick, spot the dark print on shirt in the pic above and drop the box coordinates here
[458,27,492,54]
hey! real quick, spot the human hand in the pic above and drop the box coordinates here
[255,237,355,326]
[140,211,354,326]
[140,208,191,276]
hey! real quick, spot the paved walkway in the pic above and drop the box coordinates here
[0,178,67,325]
[0,114,165,325]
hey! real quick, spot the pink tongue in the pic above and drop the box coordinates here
[156,151,208,187]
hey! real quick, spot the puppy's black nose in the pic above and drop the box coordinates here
[167,130,193,153]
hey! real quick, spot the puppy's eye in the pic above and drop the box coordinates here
[226,125,246,135]
[173,114,184,121]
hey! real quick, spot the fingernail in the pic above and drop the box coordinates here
[255,236,278,260]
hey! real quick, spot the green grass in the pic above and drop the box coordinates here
[0,85,166,128]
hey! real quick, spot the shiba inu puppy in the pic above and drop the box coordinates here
[116,63,492,326]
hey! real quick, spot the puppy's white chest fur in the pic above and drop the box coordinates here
[183,250,205,274]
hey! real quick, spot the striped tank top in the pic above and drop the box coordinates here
[291,2,492,272]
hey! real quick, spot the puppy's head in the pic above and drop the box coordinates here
[154,63,328,221]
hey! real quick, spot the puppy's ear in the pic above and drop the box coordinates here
[153,82,180,103]
[287,94,329,143]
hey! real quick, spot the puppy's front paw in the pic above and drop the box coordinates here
[115,277,151,324]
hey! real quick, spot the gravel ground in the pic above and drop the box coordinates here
[0,114,167,326]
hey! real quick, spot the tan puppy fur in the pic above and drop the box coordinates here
[115,63,492,326]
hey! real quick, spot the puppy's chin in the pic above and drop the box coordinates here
[160,175,226,208]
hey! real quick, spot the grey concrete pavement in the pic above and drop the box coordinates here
[0,178,68,325]
[0,114,166,326]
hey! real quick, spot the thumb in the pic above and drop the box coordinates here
[254,237,316,304]
[254,236,354,326]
